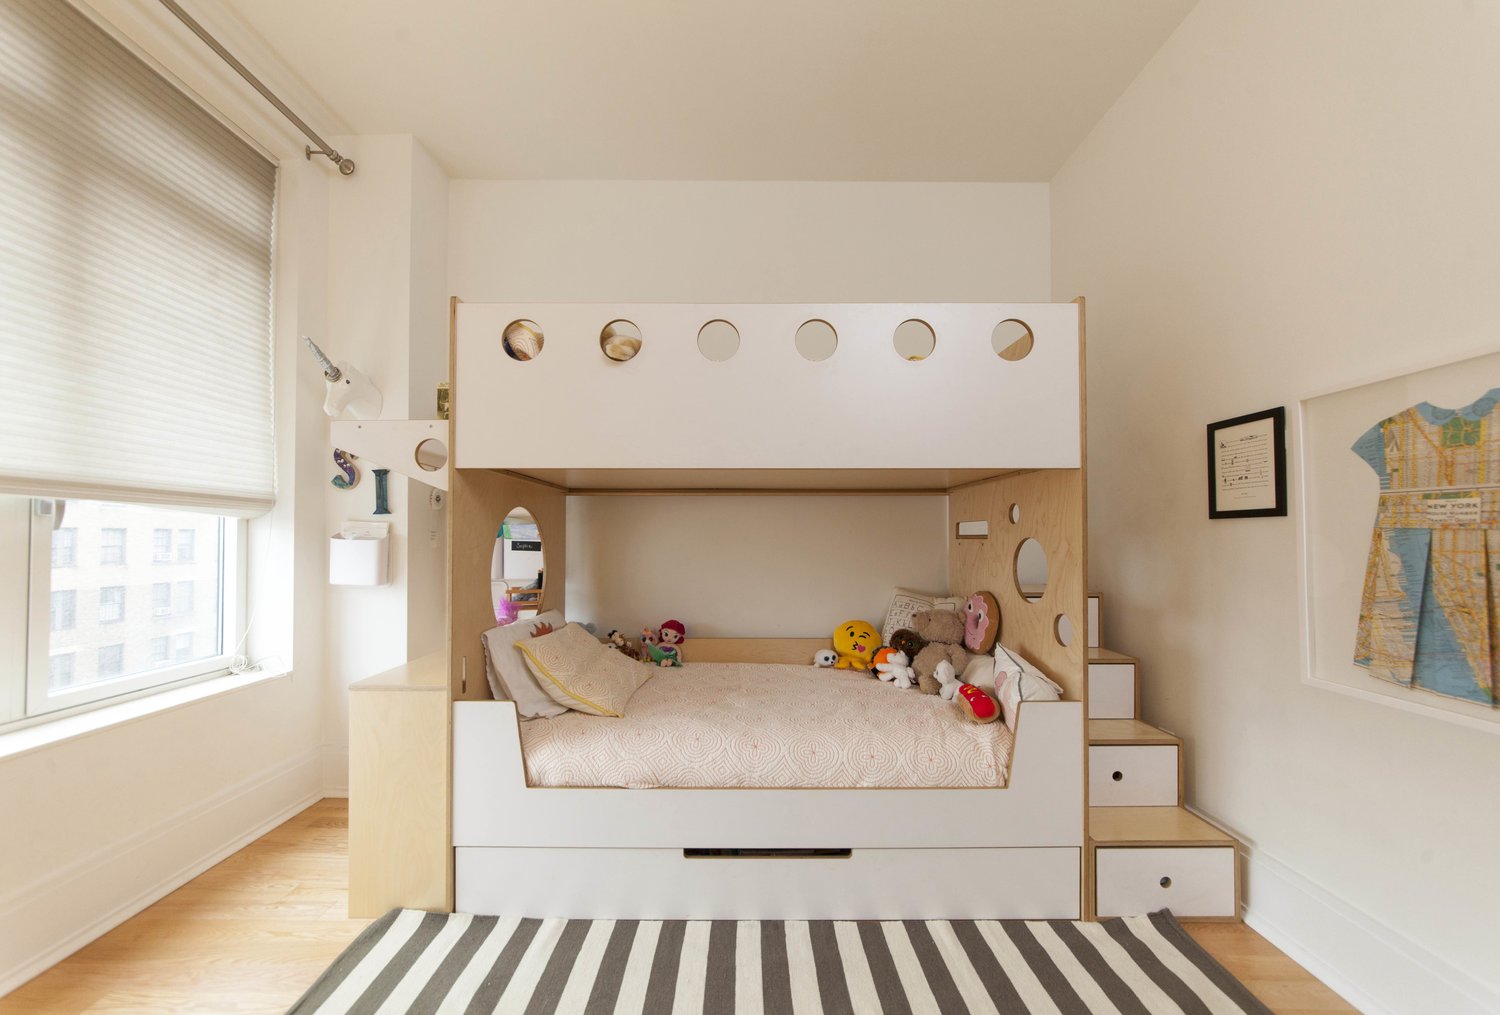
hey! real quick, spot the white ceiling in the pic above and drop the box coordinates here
[221,0,1195,182]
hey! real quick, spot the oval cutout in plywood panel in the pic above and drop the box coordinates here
[1015,537,1048,598]
[600,320,642,362]
[492,507,544,624]
[1055,613,1075,647]
[992,319,1034,361]
[1009,503,1021,524]
[697,319,740,362]
[893,319,936,360]
[794,319,838,362]
[503,320,544,361]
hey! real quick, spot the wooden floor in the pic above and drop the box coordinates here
[0,798,1357,1014]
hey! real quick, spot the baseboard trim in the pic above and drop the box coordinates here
[321,741,348,798]
[1188,807,1499,1015]
[0,748,326,998]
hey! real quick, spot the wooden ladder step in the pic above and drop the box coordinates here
[1088,718,1179,747]
[1086,807,1243,923]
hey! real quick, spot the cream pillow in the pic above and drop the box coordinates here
[481,611,568,719]
[993,644,1063,730]
[882,587,965,645]
[517,622,652,717]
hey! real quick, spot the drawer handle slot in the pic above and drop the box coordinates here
[1111,770,1123,781]
[683,848,852,860]
[1159,876,1172,888]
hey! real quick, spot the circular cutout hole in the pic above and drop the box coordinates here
[1014,538,1049,599]
[1009,503,1021,524]
[503,320,544,361]
[893,319,936,361]
[1159,876,1172,889]
[492,508,544,624]
[794,319,838,362]
[1054,613,1075,647]
[1111,770,1123,782]
[992,319,1034,361]
[600,319,642,362]
[414,438,448,472]
[697,319,740,362]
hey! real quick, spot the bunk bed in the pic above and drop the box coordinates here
[427,299,1088,920]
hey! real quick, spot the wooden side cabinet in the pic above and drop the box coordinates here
[349,652,451,918]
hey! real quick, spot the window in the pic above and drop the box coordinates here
[49,654,74,689]
[98,586,125,624]
[100,529,126,566]
[97,644,124,679]
[51,528,76,568]
[49,590,75,632]
[3,498,240,725]
[0,0,268,728]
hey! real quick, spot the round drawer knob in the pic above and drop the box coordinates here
[1111,771,1124,782]
[1159,876,1172,889]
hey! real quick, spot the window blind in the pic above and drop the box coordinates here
[0,0,277,516]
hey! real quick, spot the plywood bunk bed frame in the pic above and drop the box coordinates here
[445,299,1089,920]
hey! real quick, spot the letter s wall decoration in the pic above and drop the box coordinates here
[331,448,360,490]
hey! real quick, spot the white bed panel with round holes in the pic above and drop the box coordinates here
[453,302,1081,471]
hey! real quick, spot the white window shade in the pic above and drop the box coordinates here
[0,0,277,516]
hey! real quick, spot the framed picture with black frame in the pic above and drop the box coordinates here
[1207,406,1287,518]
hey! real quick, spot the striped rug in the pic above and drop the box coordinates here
[289,909,1271,1014]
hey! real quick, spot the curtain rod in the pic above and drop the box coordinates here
[156,0,355,175]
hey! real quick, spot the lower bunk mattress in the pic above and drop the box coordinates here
[517,661,1013,789]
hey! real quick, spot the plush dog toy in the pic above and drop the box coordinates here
[832,620,880,671]
[872,647,916,689]
[910,608,970,695]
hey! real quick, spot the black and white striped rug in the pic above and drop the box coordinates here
[290,909,1271,1014]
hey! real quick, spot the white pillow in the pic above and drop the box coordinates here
[993,644,1063,730]
[516,622,653,717]
[481,611,568,718]
[882,587,965,645]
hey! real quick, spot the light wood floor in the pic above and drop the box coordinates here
[0,798,1357,1014]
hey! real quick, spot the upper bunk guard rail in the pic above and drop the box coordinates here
[454,302,1081,472]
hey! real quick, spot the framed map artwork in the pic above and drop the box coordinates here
[1299,350,1500,732]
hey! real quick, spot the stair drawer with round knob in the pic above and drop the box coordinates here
[1088,745,1180,806]
[1094,846,1237,918]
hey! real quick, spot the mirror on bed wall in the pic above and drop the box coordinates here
[491,508,544,624]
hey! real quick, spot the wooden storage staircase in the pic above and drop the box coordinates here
[1082,601,1243,921]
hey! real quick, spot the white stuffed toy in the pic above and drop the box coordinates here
[812,648,838,668]
[933,659,965,700]
[874,648,916,690]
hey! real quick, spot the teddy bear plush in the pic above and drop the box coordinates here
[910,608,970,695]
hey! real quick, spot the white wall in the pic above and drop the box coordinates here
[567,495,948,640]
[449,180,1049,633]
[1051,2,1500,1011]
[321,135,449,793]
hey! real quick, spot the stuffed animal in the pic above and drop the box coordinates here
[910,608,970,695]
[832,620,880,671]
[889,627,927,662]
[953,683,1001,723]
[812,648,838,668]
[640,627,677,667]
[872,647,916,689]
[604,628,641,660]
[963,591,1001,654]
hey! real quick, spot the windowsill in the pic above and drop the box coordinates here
[0,666,292,763]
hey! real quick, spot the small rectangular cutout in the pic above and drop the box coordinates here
[683,848,852,860]
[956,520,989,539]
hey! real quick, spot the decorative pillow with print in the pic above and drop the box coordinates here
[517,622,653,717]
[881,587,965,646]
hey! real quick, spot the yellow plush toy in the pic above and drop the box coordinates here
[832,620,880,671]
